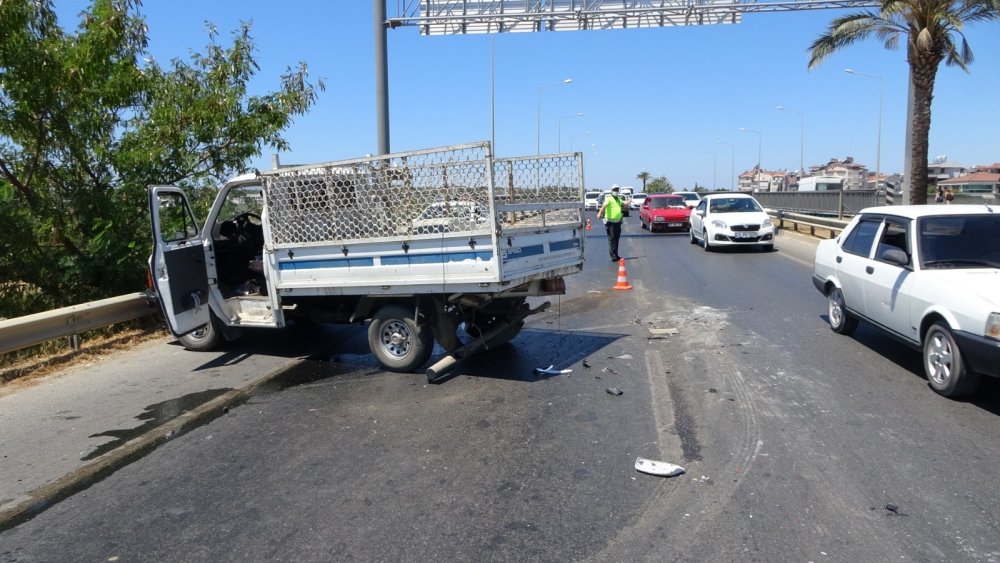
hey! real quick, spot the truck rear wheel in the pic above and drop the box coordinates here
[178,313,223,352]
[368,304,434,372]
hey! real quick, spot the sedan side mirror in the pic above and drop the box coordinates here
[881,248,910,267]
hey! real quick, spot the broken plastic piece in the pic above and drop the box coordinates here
[582,360,591,368]
[608,354,633,360]
[634,457,685,477]
[534,364,572,376]
[606,387,623,396]
[648,327,679,336]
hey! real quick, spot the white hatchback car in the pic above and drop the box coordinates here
[689,193,774,251]
[673,191,702,209]
[812,205,1000,397]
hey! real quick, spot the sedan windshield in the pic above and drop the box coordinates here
[709,198,761,213]
[649,197,685,209]
[919,215,1000,269]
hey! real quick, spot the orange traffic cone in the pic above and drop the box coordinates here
[585,218,592,231]
[612,258,633,290]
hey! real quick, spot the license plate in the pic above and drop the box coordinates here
[732,232,758,239]
[667,223,682,227]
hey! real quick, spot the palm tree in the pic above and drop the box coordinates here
[636,171,651,191]
[808,0,999,205]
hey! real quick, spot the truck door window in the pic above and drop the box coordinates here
[157,192,199,242]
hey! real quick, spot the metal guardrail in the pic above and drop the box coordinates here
[769,210,850,239]
[0,292,158,355]
[752,189,881,217]
[2,207,850,356]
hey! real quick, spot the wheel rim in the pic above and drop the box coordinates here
[378,319,412,360]
[188,325,209,341]
[926,329,953,386]
[828,289,845,328]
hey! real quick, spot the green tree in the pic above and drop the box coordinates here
[636,170,651,191]
[808,0,999,205]
[0,0,322,315]
[645,175,674,194]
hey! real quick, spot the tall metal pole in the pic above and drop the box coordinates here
[558,112,584,153]
[718,141,734,191]
[536,79,572,155]
[707,152,717,191]
[374,0,389,155]
[739,128,762,191]
[846,69,883,192]
[777,106,804,178]
[490,34,495,155]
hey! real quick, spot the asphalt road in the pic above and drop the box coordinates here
[2,215,999,562]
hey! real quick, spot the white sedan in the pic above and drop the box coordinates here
[689,193,774,251]
[812,205,1000,398]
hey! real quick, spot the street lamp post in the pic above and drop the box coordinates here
[571,131,591,152]
[739,128,762,191]
[558,113,584,152]
[706,152,717,191]
[717,141,734,191]
[537,79,572,155]
[776,106,804,181]
[845,69,882,192]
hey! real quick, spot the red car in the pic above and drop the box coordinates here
[639,194,692,232]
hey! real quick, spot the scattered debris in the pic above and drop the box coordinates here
[648,327,679,336]
[602,366,619,375]
[634,457,685,477]
[606,387,623,396]
[582,360,591,368]
[608,353,634,360]
[534,364,572,376]
[885,503,899,513]
[708,388,717,393]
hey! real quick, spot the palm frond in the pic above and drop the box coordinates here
[807,12,883,69]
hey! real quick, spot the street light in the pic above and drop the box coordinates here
[537,78,572,155]
[776,106,804,179]
[558,113,585,152]
[739,128,762,191]
[571,131,591,152]
[845,68,883,192]
[717,141,734,191]
[706,152,717,191]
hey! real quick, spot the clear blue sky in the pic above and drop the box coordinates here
[57,1,1000,191]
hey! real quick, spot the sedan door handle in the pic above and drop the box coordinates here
[866,266,874,274]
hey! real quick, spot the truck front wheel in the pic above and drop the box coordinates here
[368,304,434,372]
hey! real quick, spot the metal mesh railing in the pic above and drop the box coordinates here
[493,153,582,230]
[261,143,583,246]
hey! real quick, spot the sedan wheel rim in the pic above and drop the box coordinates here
[829,290,844,327]
[926,331,953,386]
[379,320,411,359]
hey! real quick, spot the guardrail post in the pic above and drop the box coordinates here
[838,190,844,220]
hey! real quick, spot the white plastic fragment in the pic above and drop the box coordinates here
[648,327,679,336]
[534,364,572,375]
[634,457,685,477]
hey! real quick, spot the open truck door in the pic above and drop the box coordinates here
[148,186,210,336]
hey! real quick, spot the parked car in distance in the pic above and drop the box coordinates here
[812,205,1000,398]
[689,193,774,251]
[630,192,648,210]
[639,194,691,233]
[596,189,630,218]
[673,191,702,209]
[585,190,602,211]
[412,200,489,234]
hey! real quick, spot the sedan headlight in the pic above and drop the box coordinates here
[711,219,727,229]
[762,217,773,229]
[986,312,1000,341]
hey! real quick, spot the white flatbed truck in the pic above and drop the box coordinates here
[148,142,585,380]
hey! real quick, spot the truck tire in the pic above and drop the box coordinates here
[178,313,223,352]
[368,304,434,373]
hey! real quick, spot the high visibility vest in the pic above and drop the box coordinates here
[605,195,623,221]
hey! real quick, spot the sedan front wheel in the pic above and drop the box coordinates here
[924,322,980,398]
[827,286,858,335]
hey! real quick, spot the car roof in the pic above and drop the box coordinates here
[703,192,754,199]
[648,194,682,198]
[857,204,997,219]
